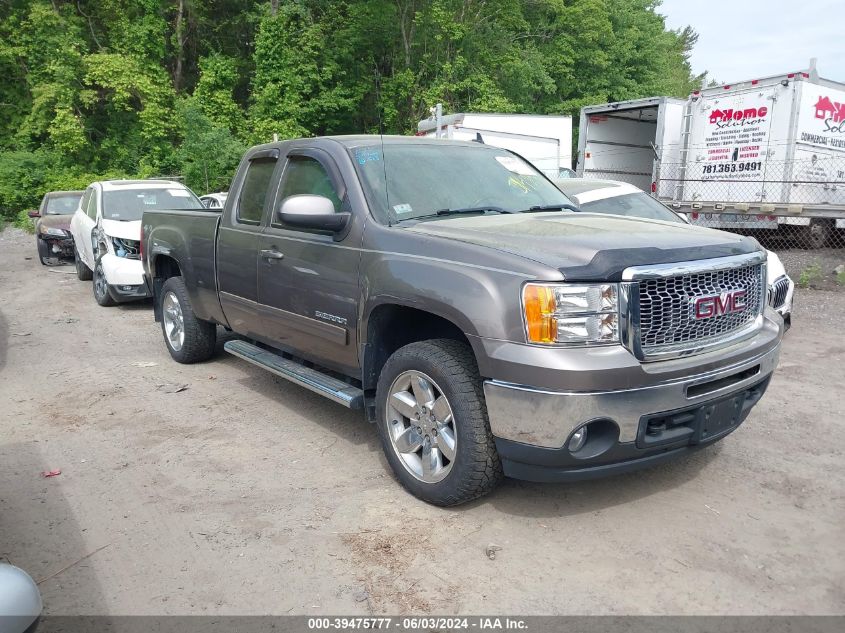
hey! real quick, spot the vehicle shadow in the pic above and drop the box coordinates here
[116,298,154,311]
[482,444,722,518]
[0,442,108,615]
[197,331,722,516]
[0,307,7,372]
[213,338,379,452]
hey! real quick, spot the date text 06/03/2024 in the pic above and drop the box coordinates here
[306,617,528,630]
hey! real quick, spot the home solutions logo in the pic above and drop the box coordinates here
[708,106,769,129]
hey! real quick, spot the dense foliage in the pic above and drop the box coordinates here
[0,0,699,218]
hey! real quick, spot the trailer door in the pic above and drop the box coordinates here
[579,108,659,190]
[683,86,780,203]
[787,82,845,206]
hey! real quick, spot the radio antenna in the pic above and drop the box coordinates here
[374,64,391,226]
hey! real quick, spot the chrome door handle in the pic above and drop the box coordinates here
[260,249,284,260]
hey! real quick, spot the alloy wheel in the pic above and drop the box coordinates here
[385,370,457,483]
[162,291,185,352]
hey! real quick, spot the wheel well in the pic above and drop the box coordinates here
[362,304,473,391]
[151,255,182,322]
[154,255,181,280]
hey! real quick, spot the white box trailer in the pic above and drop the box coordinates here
[680,69,845,237]
[417,112,573,179]
[575,96,686,197]
[577,63,845,244]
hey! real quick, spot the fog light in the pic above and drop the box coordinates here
[568,426,588,453]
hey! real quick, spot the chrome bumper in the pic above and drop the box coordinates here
[484,339,781,449]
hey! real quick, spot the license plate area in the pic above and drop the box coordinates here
[636,377,770,449]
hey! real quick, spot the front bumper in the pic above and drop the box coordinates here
[482,320,781,482]
[108,283,152,302]
[100,254,151,302]
[494,376,771,482]
[39,234,74,257]
[100,253,146,286]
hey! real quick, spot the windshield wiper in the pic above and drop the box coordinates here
[525,203,581,213]
[395,206,511,223]
[435,206,509,216]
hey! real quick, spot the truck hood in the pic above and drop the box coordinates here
[101,219,142,241]
[408,212,761,280]
[37,215,72,231]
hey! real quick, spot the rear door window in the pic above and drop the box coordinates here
[86,188,98,219]
[237,158,277,225]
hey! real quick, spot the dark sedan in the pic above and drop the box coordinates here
[28,190,83,265]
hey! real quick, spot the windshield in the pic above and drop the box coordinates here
[352,143,573,224]
[44,194,82,215]
[102,187,203,221]
[579,192,684,223]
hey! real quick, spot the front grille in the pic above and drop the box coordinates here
[768,276,789,309]
[638,263,763,352]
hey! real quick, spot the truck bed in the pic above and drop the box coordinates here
[141,208,225,325]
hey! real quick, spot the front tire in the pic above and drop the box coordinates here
[159,276,217,363]
[92,256,117,306]
[376,339,502,506]
[74,243,92,280]
[37,237,52,266]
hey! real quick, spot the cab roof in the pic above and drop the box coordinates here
[97,179,187,191]
[249,134,506,153]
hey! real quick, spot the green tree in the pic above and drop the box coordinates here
[0,0,702,221]
[177,99,245,193]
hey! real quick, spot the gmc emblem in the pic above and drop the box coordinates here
[693,290,747,319]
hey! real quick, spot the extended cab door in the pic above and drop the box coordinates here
[70,186,98,269]
[217,149,280,339]
[256,149,362,375]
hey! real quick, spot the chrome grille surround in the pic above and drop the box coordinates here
[768,275,790,309]
[620,252,767,361]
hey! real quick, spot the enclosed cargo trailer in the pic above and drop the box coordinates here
[575,96,686,197]
[577,61,845,246]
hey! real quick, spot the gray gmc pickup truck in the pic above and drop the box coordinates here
[142,136,783,506]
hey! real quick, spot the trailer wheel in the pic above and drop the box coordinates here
[803,219,832,249]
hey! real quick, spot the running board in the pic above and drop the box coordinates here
[224,340,364,409]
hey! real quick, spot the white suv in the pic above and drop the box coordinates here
[555,179,795,329]
[70,180,204,305]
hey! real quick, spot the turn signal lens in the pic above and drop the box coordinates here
[523,285,557,343]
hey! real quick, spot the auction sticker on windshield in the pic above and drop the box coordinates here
[495,155,535,175]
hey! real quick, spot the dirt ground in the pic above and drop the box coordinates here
[1,227,843,615]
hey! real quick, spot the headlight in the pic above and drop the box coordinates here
[41,226,68,237]
[522,283,619,345]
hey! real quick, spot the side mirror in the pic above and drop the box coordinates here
[27,210,40,218]
[276,195,350,232]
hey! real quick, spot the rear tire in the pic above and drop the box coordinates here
[375,339,503,506]
[74,243,92,280]
[159,276,217,363]
[92,256,117,307]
